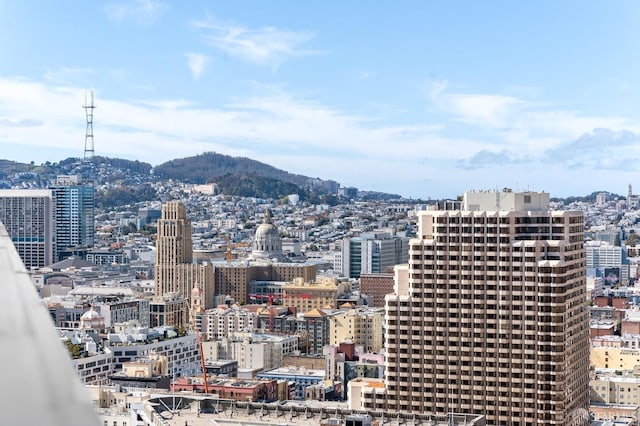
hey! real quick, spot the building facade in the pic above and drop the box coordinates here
[0,189,54,268]
[337,233,409,278]
[586,241,630,285]
[50,175,94,261]
[329,307,384,353]
[359,273,395,307]
[154,201,214,309]
[282,277,349,314]
[384,190,590,425]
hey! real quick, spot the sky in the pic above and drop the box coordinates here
[2,1,640,199]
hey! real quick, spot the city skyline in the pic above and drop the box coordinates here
[2,1,640,199]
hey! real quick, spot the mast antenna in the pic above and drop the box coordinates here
[83,90,96,162]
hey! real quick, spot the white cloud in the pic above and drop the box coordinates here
[429,84,640,170]
[2,76,640,198]
[104,0,167,25]
[441,93,525,128]
[191,17,321,66]
[185,53,209,80]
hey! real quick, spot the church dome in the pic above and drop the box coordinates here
[255,222,279,238]
[252,210,283,260]
[80,306,102,321]
[80,306,105,331]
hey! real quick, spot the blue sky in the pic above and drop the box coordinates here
[2,1,640,199]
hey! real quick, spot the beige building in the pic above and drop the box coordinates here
[154,201,214,310]
[591,347,640,370]
[348,378,387,411]
[383,190,590,425]
[214,262,317,305]
[591,374,640,407]
[202,332,298,371]
[282,276,349,313]
[329,307,384,353]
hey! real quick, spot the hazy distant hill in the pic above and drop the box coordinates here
[215,172,307,200]
[0,152,402,202]
[551,191,624,204]
[0,159,39,177]
[153,152,315,188]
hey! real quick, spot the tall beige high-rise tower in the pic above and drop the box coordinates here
[384,190,590,425]
[155,201,214,311]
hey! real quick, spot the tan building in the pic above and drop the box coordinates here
[154,201,214,309]
[591,374,640,407]
[348,378,387,411]
[329,307,384,353]
[384,190,590,425]
[214,262,317,305]
[590,347,640,370]
[282,276,348,313]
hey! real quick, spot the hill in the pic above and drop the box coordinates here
[0,152,402,203]
[153,152,316,188]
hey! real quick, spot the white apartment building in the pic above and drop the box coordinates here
[106,326,200,377]
[200,305,259,341]
[202,332,298,371]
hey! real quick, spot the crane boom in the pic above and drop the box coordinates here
[191,308,210,394]
[196,326,210,394]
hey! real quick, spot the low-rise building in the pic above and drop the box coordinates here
[110,353,171,390]
[106,325,200,376]
[329,307,384,353]
[200,304,259,341]
[171,376,278,402]
[282,277,349,313]
[202,332,298,372]
[257,366,325,400]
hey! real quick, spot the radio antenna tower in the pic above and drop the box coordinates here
[83,90,95,162]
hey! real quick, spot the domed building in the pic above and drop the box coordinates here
[79,305,105,332]
[251,210,285,261]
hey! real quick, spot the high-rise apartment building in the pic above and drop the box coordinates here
[384,190,590,425]
[155,201,214,310]
[0,189,54,268]
[336,232,409,278]
[51,175,94,260]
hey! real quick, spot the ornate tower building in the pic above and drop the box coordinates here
[155,201,214,310]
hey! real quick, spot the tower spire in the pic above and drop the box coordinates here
[83,90,95,162]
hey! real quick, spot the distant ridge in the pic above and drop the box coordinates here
[153,151,320,188]
[0,152,403,201]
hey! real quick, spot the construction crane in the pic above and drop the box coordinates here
[250,293,277,332]
[269,293,275,333]
[191,309,210,394]
[224,235,248,262]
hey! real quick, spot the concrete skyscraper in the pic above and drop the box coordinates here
[384,190,590,425]
[0,189,54,269]
[51,175,94,260]
[155,201,214,311]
